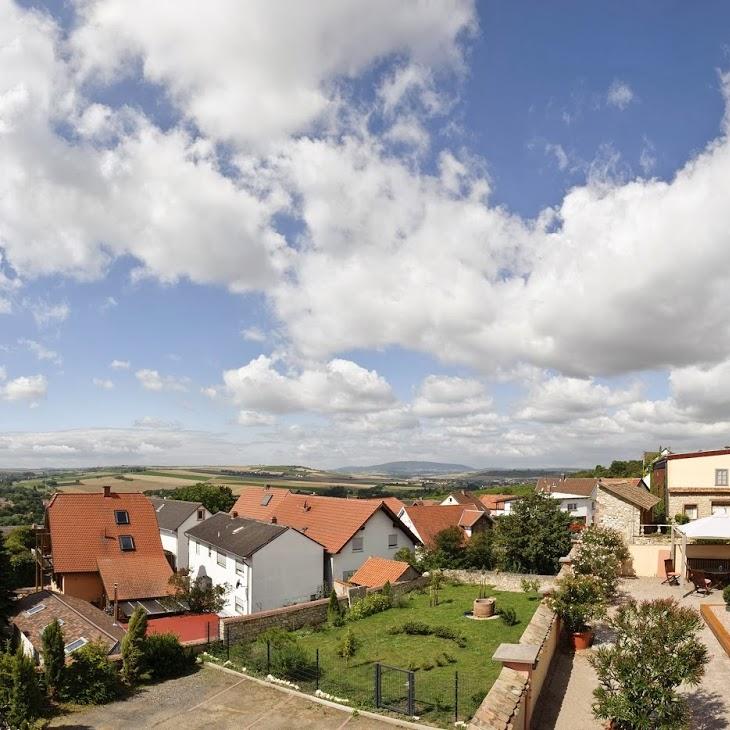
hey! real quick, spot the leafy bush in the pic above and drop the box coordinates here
[255,630,317,681]
[579,525,630,564]
[61,642,120,705]
[520,578,539,594]
[348,592,391,621]
[388,621,467,646]
[590,599,708,729]
[338,629,360,666]
[8,646,43,728]
[572,543,622,598]
[42,619,65,698]
[546,573,605,634]
[143,633,195,681]
[499,607,518,626]
[674,513,690,525]
[421,660,434,671]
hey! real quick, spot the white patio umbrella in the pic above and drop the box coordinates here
[671,514,730,581]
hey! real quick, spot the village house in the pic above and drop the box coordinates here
[44,487,178,617]
[149,497,211,570]
[653,448,730,521]
[478,493,520,516]
[231,487,419,584]
[12,589,126,663]
[440,490,486,510]
[347,556,420,589]
[537,476,598,524]
[185,511,325,615]
[398,504,491,549]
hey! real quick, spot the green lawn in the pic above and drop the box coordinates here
[212,583,539,726]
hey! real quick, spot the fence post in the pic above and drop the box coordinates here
[454,671,458,723]
[267,640,271,674]
[374,663,381,708]
[407,670,415,717]
[316,648,320,691]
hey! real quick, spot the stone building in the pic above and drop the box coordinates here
[593,478,660,541]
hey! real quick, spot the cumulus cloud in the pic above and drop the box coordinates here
[241,326,267,343]
[412,375,492,417]
[110,359,130,369]
[135,369,190,392]
[606,79,636,110]
[92,377,114,390]
[1,373,48,403]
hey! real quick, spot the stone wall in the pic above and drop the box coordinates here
[442,569,558,592]
[668,490,729,521]
[594,487,639,543]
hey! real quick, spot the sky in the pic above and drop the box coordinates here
[2,0,730,469]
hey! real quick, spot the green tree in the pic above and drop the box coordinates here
[9,646,42,729]
[464,530,493,569]
[590,599,708,729]
[168,569,229,613]
[153,483,235,513]
[0,533,12,631]
[121,606,148,685]
[41,619,65,698]
[61,642,120,705]
[338,628,360,666]
[493,493,572,574]
[393,547,417,566]
[426,526,466,569]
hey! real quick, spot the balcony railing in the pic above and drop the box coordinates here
[634,524,672,537]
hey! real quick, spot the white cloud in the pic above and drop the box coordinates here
[237,410,276,427]
[220,355,395,414]
[19,338,62,366]
[606,79,636,110]
[26,300,70,327]
[92,377,114,390]
[241,326,267,343]
[0,298,11,314]
[412,375,492,417]
[135,369,190,392]
[545,142,570,171]
[110,359,130,369]
[1,374,48,403]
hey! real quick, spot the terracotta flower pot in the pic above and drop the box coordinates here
[571,629,594,650]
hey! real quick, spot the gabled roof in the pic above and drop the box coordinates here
[443,491,485,510]
[185,511,308,558]
[667,448,730,460]
[479,494,519,511]
[536,477,596,497]
[402,505,490,549]
[12,590,126,655]
[458,509,487,528]
[231,488,418,553]
[97,554,174,602]
[597,478,660,511]
[149,497,205,531]
[46,491,170,574]
[348,557,415,588]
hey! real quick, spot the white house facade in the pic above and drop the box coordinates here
[150,497,210,570]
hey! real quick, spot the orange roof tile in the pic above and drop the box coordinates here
[231,489,416,553]
[403,505,490,548]
[97,554,174,602]
[46,491,169,575]
[479,494,519,510]
[348,557,415,588]
[445,492,485,510]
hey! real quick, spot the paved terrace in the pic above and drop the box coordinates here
[535,577,730,730]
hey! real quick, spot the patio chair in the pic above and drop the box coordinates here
[688,569,713,595]
[662,558,680,586]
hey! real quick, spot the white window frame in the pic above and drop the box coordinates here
[716,469,729,487]
[216,550,227,568]
[234,596,246,614]
[235,560,245,576]
[712,503,730,516]
[566,502,578,511]
[351,536,364,553]
[683,504,698,520]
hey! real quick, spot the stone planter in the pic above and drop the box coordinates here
[473,598,495,618]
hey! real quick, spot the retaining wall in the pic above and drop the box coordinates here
[442,569,558,592]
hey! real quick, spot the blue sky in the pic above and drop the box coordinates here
[2,0,730,468]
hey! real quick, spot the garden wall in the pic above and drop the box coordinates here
[442,569,558,592]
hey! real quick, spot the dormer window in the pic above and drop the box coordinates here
[119,535,135,551]
[115,510,130,525]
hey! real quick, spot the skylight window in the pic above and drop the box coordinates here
[260,494,273,506]
[64,637,88,654]
[25,603,46,617]
[119,535,136,551]
[115,510,130,525]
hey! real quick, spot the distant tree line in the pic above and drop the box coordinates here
[572,459,644,479]
[145,483,236,513]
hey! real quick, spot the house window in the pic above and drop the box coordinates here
[352,537,364,553]
[388,534,398,548]
[712,503,730,516]
[566,503,578,511]
[119,535,135,551]
[716,469,729,486]
[343,569,356,581]
[197,509,205,520]
[216,550,227,567]
[64,638,88,655]
[235,596,246,614]
[114,510,129,525]
[235,560,245,576]
[683,504,698,520]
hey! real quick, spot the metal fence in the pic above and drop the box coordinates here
[203,637,486,726]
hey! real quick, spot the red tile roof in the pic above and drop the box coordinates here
[458,509,487,528]
[402,505,490,548]
[479,494,519,510]
[536,477,597,497]
[348,557,415,588]
[444,492,485,510]
[597,478,659,511]
[97,554,174,602]
[47,491,168,574]
[231,488,417,553]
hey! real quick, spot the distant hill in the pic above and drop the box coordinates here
[335,461,475,476]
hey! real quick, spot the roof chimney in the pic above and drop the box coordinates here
[232,511,238,518]
[271,516,277,524]
[103,485,112,498]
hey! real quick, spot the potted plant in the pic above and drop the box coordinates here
[547,573,606,650]
[724,585,730,611]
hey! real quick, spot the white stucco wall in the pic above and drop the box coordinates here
[669,453,730,488]
[187,536,250,616]
[160,529,179,565]
[158,506,210,570]
[250,529,324,612]
[330,509,416,582]
[546,493,595,524]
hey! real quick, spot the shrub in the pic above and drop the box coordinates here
[42,619,65,698]
[421,660,434,671]
[579,525,630,564]
[547,573,605,634]
[348,592,391,621]
[381,581,393,605]
[389,622,467,646]
[122,606,148,685]
[338,629,360,666]
[499,607,518,626]
[61,642,120,705]
[8,646,42,728]
[724,585,730,607]
[674,513,690,525]
[327,589,345,627]
[143,633,195,681]
[520,578,539,594]
[464,530,493,570]
[572,543,622,598]
[590,599,708,729]
[271,642,317,681]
